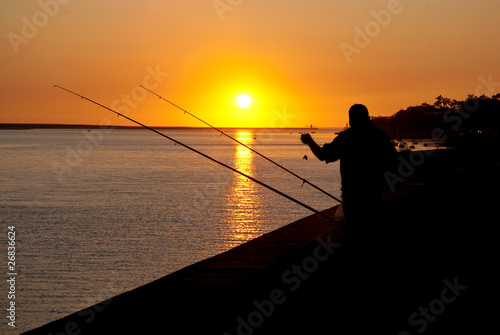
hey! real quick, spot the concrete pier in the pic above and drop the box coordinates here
[24,148,498,334]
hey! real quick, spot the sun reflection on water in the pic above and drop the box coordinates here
[219,132,265,249]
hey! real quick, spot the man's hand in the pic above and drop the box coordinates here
[301,133,313,145]
[300,133,325,161]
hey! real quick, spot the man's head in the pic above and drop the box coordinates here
[348,104,370,128]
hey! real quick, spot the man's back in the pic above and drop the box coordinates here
[321,123,395,195]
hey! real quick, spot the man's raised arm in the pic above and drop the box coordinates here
[301,133,326,161]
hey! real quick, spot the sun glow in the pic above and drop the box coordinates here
[177,51,309,127]
[236,94,252,108]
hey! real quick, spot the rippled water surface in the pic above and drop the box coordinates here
[0,128,342,333]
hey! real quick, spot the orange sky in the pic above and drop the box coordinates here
[1,0,499,127]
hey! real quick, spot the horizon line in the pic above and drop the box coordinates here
[0,122,346,130]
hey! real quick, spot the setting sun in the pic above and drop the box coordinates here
[236,94,252,108]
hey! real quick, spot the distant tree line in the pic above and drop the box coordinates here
[372,93,500,143]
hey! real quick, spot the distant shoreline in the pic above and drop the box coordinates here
[0,123,433,139]
[0,123,328,131]
[0,123,440,139]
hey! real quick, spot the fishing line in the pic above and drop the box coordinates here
[140,86,341,203]
[54,85,336,223]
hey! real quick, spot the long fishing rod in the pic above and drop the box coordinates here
[54,85,335,223]
[140,86,341,203]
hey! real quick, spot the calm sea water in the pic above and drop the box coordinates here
[0,128,342,334]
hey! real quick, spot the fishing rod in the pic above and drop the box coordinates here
[140,86,341,203]
[54,85,336,223]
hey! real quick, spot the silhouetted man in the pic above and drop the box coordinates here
[301,104,396,238]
